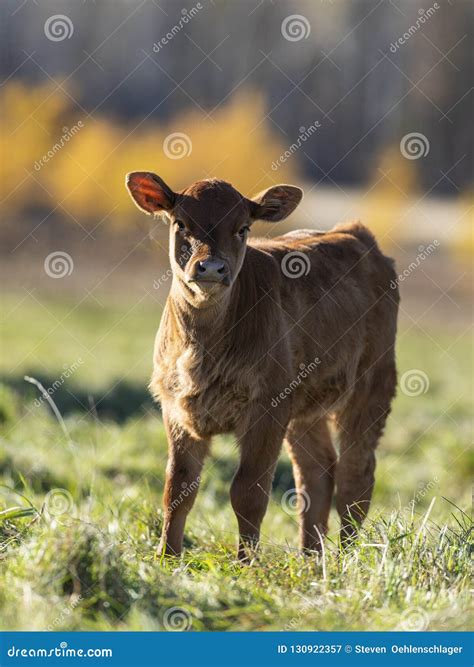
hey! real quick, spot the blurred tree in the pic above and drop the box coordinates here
[451,190,474,264]
[1,83,299,224]
[1,0,472,206]
[363,145,419,244]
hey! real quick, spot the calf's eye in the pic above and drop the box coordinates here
[175,220,185,231]
[238,226,250,239]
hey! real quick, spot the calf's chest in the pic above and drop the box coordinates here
[152,345,256,440]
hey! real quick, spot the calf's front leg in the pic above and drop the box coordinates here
[158,415,209,556]
[231,412,287,561]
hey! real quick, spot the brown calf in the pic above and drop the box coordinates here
[126,173,399,560]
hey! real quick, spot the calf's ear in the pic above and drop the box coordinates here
[250,184,303,222]
[125,172,176,214]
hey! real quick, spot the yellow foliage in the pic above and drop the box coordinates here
[1,83,298,226]
[362,146,419,244]
[0,82,69,211]
[450,190,474,264]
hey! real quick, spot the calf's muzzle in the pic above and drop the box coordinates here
[191,257,230,285]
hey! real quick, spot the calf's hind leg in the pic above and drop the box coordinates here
[335,365,396,544]
[285,417,337,552]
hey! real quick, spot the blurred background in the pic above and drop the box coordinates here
[1,0,472,454]
[1,0,472,307]
[0,0,472,631]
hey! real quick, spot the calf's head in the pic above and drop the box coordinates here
[126,172,302,304]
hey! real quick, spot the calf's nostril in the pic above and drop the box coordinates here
[194,258,228,282]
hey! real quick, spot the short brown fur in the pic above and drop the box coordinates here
[126,173,399,559]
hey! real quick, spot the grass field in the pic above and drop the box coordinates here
[0,293,472,631]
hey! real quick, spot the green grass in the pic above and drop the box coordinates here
[0,294,472,631]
